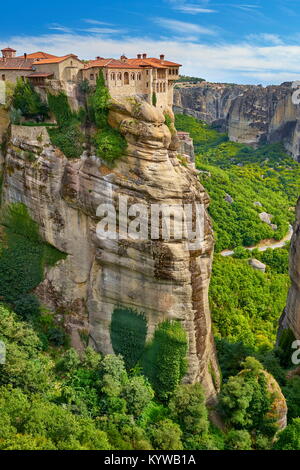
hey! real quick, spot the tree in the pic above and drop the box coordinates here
[12,78,48,121]
[225,430,252,450]
[169,384,209,435]
[150,419,183,450]
[121,376,154,418]
[219,357,273,433]
[274,418,300,450]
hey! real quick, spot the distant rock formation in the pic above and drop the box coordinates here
[174,81,300,161]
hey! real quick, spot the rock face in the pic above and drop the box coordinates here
[174,82,248,130]
[1,98,220,401]
[264,370,287,431]
[281,198,300,337]
[174,82,300,161]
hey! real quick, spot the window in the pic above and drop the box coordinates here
[130,72,135,80]
[137,73,141,80]
[1,74,5,81]
[163,83,166,92]
[90,73,94,80]
[146,82,149,88]
[71,61,73,66]
[157,83,159,93]
[110,73,116,81]
[117,72,122,80]
[124,72,129,84]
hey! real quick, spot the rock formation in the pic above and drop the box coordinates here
[281,198,300,337]
[174,82,300,161]
[0,97,220,401]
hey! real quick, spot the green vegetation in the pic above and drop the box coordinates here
[175,112,300,450]
[274,418,300,450]
[219,358,275,434]
[152,92,157,107]
[210,254,289,349]
[142,321,188,401]
[11,78,49,122]
[0,203,66,326]
[88,71,127,164]
[175,114,299,252]
[175,75,205,84]
[110,307,147,370]
[47,92,85,158]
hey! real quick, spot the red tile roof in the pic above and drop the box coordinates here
[33,54,81,65]
[28,72,54,77]
[127,57,181,67]
[84,58,142,70]
[85,56,181,70]
[0,57,35,70]
[22,52,58,59]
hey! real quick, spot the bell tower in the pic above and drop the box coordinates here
[1,47,16,59]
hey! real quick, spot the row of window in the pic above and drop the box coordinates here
[156,82,167,93]
[109,71,142,82]
[89,71,143,83]
[169,68,179,75]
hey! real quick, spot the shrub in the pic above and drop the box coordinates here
[95,127,127,163]
[47,92,85,158]
[152,92,157,107]
[88,71,127,164]
[12,79,48,121]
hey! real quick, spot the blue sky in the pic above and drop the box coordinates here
[2,0,300,84]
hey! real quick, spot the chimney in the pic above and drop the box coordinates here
[120,54,128,62]
[96,56,104,60]
[142,53,147,59]
[160,54,165,61]
[137,54,141,59]
[24,53,27,60]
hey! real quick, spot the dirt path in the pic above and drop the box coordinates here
[221,225,293,257]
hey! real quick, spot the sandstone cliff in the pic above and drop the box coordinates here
[281,198,300,337]
[174,82,300,160]
[0,98,220,401]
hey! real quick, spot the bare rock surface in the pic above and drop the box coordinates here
[1,98,220,401]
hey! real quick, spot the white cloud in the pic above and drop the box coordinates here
[2,32,300,85]
[234,4,261,11]
[171,4,216,14]
[246,33,284,46]
[80,28,126,34]
[48,23,73,33]
[82,19,113,26]
[154,18,216,35]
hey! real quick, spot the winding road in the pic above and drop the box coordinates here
[221,225,293,257]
